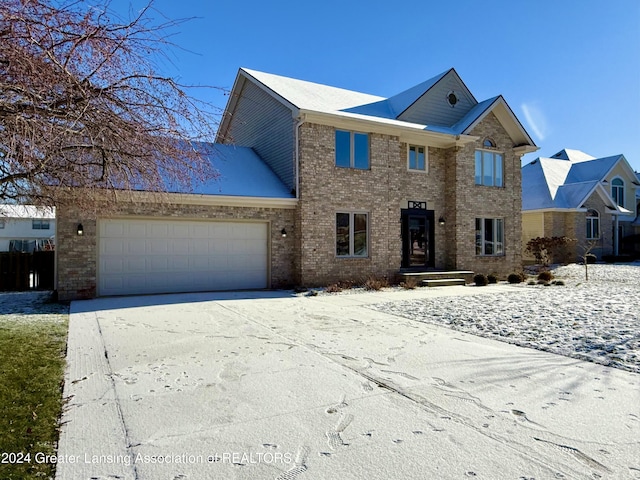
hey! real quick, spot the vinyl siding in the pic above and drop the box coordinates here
[522,212,544,260]
[397,73,476,127]
[224,80,296,191]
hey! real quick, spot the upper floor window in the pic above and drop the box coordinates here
[335,130,369,169]
[336,212,368,257]
[408,145,427,172]
[483,138,496,148]
[586,209,600,239]
[32,219,50,230]
[475,218,504,256]
[475,150,503,187]
[0,219,4,229]
[611,178,624,207]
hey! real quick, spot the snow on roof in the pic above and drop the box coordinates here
[183,144,293,198]
[522,151,631,211]
[0,205,55,219]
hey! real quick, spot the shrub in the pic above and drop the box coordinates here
[537,271,553,282]
[537,279,549,286]
[527,280,536,285]
[526,236,576,266]
[552,280,565,286]
[487,273,498,284]
[507,273,522,284]
[325,283,343,293]
[364,276,389,291]
[401,276,419,290]
[473,274,488,286]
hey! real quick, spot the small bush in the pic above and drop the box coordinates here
[527,280,536,285]
[473,274,488,286]
[537,270,553,282]
[552,280,565,286]
[365,275,389,291]
[507,273,522,284]
[487,273,498,284]
[325,283,343,293]
[401,276,419,290]
[537,280,549,286]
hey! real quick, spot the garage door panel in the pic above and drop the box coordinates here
[98,219,268,296]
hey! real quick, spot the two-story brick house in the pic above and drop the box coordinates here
[56,67,537,300]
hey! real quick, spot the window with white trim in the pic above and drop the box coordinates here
[336,212,368,257]
[586,209,600,239]
[32,219,50,230]
[408,145,427,172]
[335,130,369,169]
[475,139,503,187]
[611,178,624,207]
[475,218,504,256]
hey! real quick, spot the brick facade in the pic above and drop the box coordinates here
[294,113,523,286]
[56,199,296,301]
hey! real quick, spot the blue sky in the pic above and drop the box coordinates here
[111,0,640,171]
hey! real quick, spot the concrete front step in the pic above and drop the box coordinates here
[398,270,474,284]
[422,278,467,287]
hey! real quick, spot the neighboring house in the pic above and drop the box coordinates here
[56,67,537,300]
[0,205,56,252]
[521,149,639,262]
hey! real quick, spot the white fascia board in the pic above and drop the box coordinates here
[120,191,297,209]
[299,110,477,148]
[523,207,587,213]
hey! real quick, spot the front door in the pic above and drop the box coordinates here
[401,209,435,268]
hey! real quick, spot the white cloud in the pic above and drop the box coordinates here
[521,102,548,141]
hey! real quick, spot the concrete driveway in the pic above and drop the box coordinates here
[57,287,640,480]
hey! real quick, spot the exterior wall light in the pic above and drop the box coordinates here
[281,228,287,238]
[438,217,446,226]
[77,223,84,236]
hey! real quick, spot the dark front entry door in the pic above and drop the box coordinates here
[401,209,435,268]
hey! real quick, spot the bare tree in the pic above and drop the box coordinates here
[0,0,220,208]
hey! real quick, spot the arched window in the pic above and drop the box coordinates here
[483,138,496,148]
[586,209,599,239]
[611,178,625,207]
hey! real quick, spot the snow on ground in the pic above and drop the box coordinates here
[369,263,640,374]
[0,291,68,320]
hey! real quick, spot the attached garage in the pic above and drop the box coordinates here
[98,218,269,296]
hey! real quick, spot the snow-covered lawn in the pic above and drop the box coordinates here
[369,263,640,374]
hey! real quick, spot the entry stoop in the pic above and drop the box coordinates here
[398,271,474,287]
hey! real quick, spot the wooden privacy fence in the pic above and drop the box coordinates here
[0,251,55,291]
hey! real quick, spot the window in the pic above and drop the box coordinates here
[335,130,369,169]
[408,145,427,171]
[475,218,504,256]
[475,150,503,186]
[0,219,4,229]
[32,219,50,230]
[586,209,600,239]
[611,178,624,207]
[336,212,368,257]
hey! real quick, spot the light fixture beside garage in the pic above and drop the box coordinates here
[438,217,446,226]
[77,223,84,236]
[281,228,287,238]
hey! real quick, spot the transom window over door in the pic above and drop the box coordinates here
[336,212,368,257]
[475,218,504,256]
[611,178,624,207]
[586,209,600,239]
[335,130,369,169]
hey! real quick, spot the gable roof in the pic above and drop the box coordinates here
[221,67,536,151]
[0,205,55,219]
[522,150,634,213]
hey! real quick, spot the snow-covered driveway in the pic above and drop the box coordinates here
[58,280,639,480]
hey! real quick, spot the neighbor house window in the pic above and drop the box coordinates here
[335,130,369,169]
[336,212,368,257]
[475,218,504,256]
[586,209,600,239]
[32,219,50,230]
[408,145,427,171]
[475,141,503,187]
[611,178,624,207]
[0,219,4,229]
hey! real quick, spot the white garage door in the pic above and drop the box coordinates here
[98,218,268,296]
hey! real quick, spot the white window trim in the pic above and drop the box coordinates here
[586,209,600,240]
[336,211,369,258]
[335,130,370,169]
[32,219,51,230]
[475,148,504,187]
[611,177,625,207]
[475,217,505,256]
[407,145,428,173]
